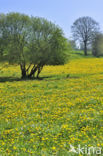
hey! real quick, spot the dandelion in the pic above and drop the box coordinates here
[52,146,56,150]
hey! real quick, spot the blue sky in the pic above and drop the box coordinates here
[0,0,103,38]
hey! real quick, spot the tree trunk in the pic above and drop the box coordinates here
[36,66,43,79]
[20,64,26,79]
[84,41,87,56]
[28,65,38,78]
[21,69,26,78]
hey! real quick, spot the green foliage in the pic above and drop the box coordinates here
[92,33,103,56]
[28,17,67,66]
[68,40,77,50]
[0,13,68,78]
[0,12,30,63]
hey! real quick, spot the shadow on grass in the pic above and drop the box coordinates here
[0,76,55,82]
[0,72,99,82]
[0,75,62,82]
[0,77,21,82]
[0,74,81,82]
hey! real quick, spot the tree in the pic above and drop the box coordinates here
[26,17,67,78]
[0,13,7,58]
[71,16,99,55]
[68,39,77,50]
[0,13,67,79]
[92,33,103,56]
[0,12,31,78]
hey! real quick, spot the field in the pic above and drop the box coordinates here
[0,53,103,155]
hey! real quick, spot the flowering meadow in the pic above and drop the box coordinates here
[0,57,103,155]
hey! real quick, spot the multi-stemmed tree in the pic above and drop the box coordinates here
[0,13,67,78]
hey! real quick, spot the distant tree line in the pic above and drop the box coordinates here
[0,13,68,78]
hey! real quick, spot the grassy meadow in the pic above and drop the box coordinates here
[0,51,103,155]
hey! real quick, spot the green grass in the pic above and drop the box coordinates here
[0,51,103,155]
[67,50,94,60]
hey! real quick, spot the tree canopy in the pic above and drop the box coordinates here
[0,13,67,78]
[92,33,103,56]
